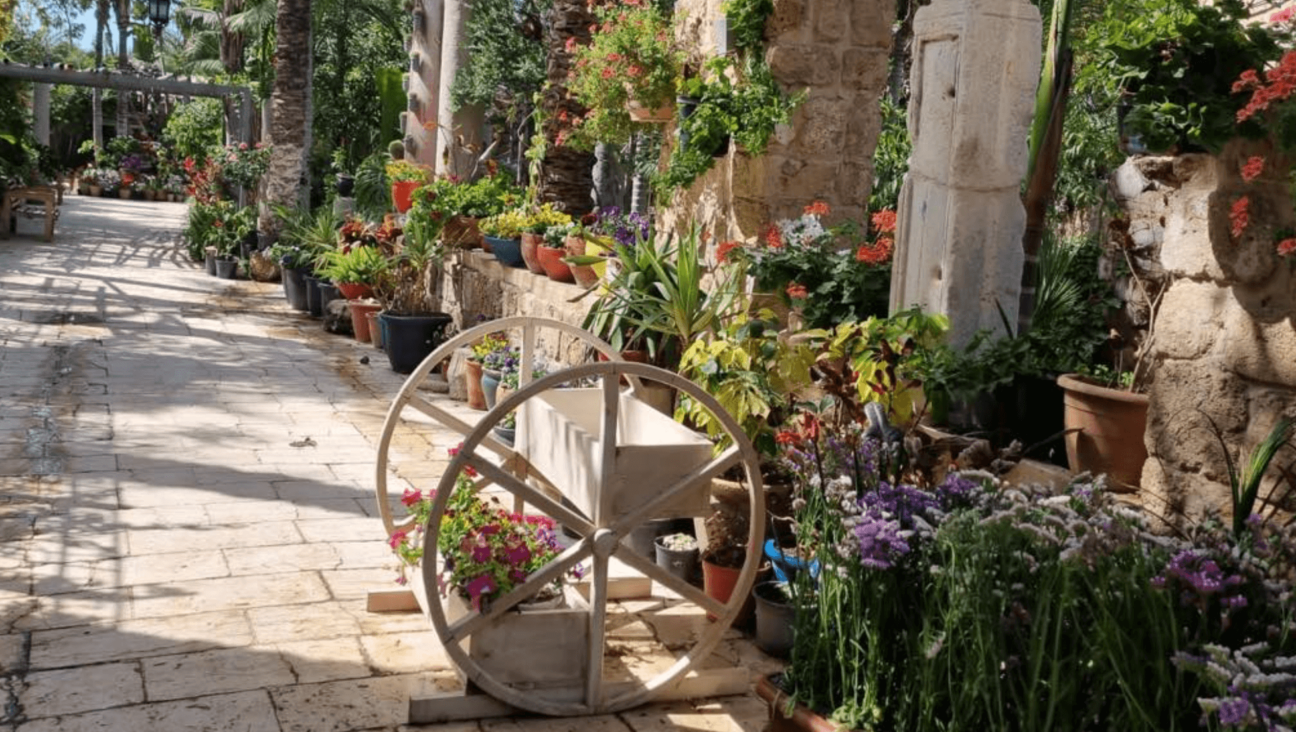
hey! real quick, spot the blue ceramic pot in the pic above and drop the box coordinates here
[485,236,526,268]
[481,369,502,409]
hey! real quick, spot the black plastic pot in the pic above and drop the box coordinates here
[654,536,699,584]
[336,175,355,197]
[304,275,324,317]
[753,581,795,658]
[626,517,676,558]
[379,312,453,374]
[283,267,309,311]
[204,250,217,276]
[1005,374,1067,466]
[215,257,238,280]
[317,281,342,310]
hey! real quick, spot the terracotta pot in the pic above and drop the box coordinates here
[565,236,600,288]
[756,675,855,732]
[443,216,483,249]
[366,309,384,349]
[626,99,674,123]
[465,359,487,410]
[336,282,373,301]
[520,232,546,274]
[538,245,575,283]
[702,558,750,623]
[347,301,383,343]
[391,180,420,213]
[1057,374,1149,491]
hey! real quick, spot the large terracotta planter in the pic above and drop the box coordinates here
[538,245,575,283]
[520,232,546,274]
[465,359,487,410]
[626,99,674,123]
[1057,374,1149,491]
[391,180,420,213]
[702,558,743,623]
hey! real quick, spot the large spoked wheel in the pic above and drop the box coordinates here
[373,318,765,717]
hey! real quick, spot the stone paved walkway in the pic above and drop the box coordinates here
[0,196,773,731]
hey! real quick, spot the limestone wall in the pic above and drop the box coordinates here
[435,251,595,365]
[662,0,894,241]
[1116,144,1296,522]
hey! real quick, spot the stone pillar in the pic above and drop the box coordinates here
[889,0,1041,349]
[1124,143,1296,523]
[435,0,484,177]
[33,83,51,146]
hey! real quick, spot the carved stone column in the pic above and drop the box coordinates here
[889,0,1041,349]
[33,84,51,146]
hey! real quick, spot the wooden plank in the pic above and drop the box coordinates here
[406,667,751,724]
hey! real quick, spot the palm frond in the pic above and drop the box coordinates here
[227,0,276,35]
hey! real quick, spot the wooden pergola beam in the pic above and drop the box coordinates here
[0,63,255,143]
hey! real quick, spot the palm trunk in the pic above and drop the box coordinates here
[221,0,246,74]
[92,0,108,148]
[114,0,130,138]
[259,0,314,238]
[538,0,595,216]
[1017,0,1075,337]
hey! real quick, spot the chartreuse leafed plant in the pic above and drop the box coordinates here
[777,411,1296,731]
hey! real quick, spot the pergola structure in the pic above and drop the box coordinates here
[3,62,255,146]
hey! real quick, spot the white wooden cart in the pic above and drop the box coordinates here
[372,317,766,720]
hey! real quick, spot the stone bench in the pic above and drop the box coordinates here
[2,186,59,242]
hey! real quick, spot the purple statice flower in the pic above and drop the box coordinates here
[934,472,982,511]
[1153,550,1247,615]
[864,482,941,529]
[853,514,910,570]
[1216,694,1252,727]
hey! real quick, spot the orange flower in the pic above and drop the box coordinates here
[627,64,644,78]
[786,282,808,299]
[803,200,830,216]
[716,240,741,263]
[1242,156,1266,182]
[855,236,894,265]
[763,224,784,248]
[871,209,898,234]
[1231,196,1251,239]
[1278,238,1296,257]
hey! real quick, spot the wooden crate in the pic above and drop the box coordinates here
[517,388,714,522]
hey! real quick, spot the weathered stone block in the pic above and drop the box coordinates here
[852,0,896,48]
[846,94,884,156]
[814,0,849,42]
[1151,280,1224,361]
[1218,279,1296,384]
[1143,357,1246,480]
[767,46,839,87]
[793,98,847,153]
[733,197,771,237]
[775,162,839,203]
[842,48,890,92]
[841,161,875,207]
[768,0,805,38]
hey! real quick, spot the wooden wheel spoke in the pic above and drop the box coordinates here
[465,454,595,536]
[610,446,741,536]
[404,394,513,458]
[586,553,609,708]
[444,538,593,643]
[597,376,619,525]
[614,548,727,616]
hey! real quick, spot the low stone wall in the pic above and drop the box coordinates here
[1114,145,1296,522]
[435,250,596,365]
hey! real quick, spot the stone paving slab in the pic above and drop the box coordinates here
[0,197,775,731]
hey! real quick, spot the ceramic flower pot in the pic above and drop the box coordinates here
[481,369,502,410]
[485,236,526,268]
[1057,374,1149,491]
[520,232,546,274]
[347,301,383,343]
[366,310,384,350]
[564,236,601,288]
[336,282,373,301]
[753,582,795,658]
[465,359,487,410]
[756,675,850,732]
[626,98,674,123]
[391,180,420,213]
[538,245,575,283]
[702,558,743,622]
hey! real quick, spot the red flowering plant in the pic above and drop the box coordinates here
[389,446,576,610]
[564,0,683,148]
[218,142,272,189]
[1230,10,1296,261]
[723,201,896,330]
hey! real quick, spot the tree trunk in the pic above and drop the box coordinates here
[538,0,595,216]
[221,0,246,74]
[92,0,108,148]
[114,0,130,138]
[259,0,314,238]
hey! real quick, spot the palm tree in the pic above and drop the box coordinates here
[537,0,595,216]
[259,0,313,237]
[113,0,130,137]
[91,0,109,147]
